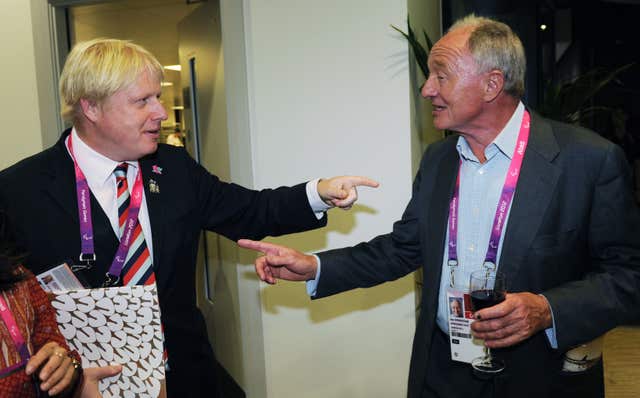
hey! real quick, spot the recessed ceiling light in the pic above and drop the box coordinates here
[540,24,547,31]
[164,65,181,71]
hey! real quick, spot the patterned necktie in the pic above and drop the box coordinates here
[114,163,155,286]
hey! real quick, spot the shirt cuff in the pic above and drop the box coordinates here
[539,294,558,349]
[305,254,322,297]
[306,179,332,219]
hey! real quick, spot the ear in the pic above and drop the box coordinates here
[483,70,505,102]
[79,98,101,123]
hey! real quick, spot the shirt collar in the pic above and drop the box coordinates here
[69,128,139,186]
[456,102,525,162]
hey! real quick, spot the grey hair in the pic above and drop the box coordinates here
[449,14,526,98]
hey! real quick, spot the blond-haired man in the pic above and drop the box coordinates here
[0,38,377,397]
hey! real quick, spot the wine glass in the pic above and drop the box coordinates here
[469,269,506,377]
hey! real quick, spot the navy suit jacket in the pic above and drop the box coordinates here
[315,111,640,397]
[0,129,327,396]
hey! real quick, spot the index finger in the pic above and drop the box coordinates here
[238,239,282,256]
[473,297,514,321]
[26,343,59,375]
[26,352,47,375]
[344,176,380,188]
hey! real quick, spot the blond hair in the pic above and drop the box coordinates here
[59,38,163,122]
[449,15,526,98]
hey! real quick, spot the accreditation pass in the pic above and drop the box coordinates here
[447,288,485,363]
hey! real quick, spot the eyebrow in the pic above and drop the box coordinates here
[432,59,447,69]
[429,59,452,75]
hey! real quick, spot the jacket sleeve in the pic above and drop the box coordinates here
[313,147,436,298]
[185,151,327,241]
[543,143,640,350]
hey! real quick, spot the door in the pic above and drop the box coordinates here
[178,2,245,393]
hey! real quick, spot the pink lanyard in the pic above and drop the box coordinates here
[66,134,145,286]
[0,295,30,376]
[447,111,531,286]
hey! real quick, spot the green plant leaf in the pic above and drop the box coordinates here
[577,63,633,107]
[540,63,634,130]
[554,63,634,119]
[391,20,431,79]
[423,31,433,51]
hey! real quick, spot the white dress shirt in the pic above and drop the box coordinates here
[67,129,156,262]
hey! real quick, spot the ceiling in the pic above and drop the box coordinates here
[70,0,201,65]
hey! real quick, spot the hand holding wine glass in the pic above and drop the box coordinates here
[469,269,506,377]
[471,290,554,349]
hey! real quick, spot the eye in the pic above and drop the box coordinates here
[138,94,161,105]
[427,72,445,83]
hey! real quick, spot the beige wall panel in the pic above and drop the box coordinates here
[0,0,44,169]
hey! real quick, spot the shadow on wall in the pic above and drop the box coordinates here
[253,274,415,323]
[239,203,416,322]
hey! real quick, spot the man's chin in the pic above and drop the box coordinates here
[433,122,451,131]
[138,142,159,158]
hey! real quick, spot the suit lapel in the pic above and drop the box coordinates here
[44,133,81,223]
[139,154,168,289]
[499,111,561,289]
[423,140,460,303]
[44,131,119,274]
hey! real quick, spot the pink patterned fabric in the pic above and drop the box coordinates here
[0,268,79,397]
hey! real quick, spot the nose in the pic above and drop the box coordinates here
[151,98,168,121]
[421,75,437,98]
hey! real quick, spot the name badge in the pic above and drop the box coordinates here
[447,287,484,363]
[36,262,86,293]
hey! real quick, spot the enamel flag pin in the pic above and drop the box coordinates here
[149,179,160,194]
[152,165,163,175]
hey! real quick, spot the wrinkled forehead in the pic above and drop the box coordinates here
[117,67,162,93]
[129,65,163,86]
[428,29,474,72]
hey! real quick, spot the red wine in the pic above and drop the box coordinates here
[470,289,505,310]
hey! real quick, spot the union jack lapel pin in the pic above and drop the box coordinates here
[152,165,163,175]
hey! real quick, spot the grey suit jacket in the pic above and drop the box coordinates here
[315,111,640,397]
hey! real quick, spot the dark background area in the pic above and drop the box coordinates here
[443,0,640,202]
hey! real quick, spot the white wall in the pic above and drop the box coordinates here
[407,0,443,171]
[0,0,44,169]
[7,1,433,396]
[238,1,417,396]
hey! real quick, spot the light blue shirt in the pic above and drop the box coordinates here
[433,103,557,347]
[435,103,524,333]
